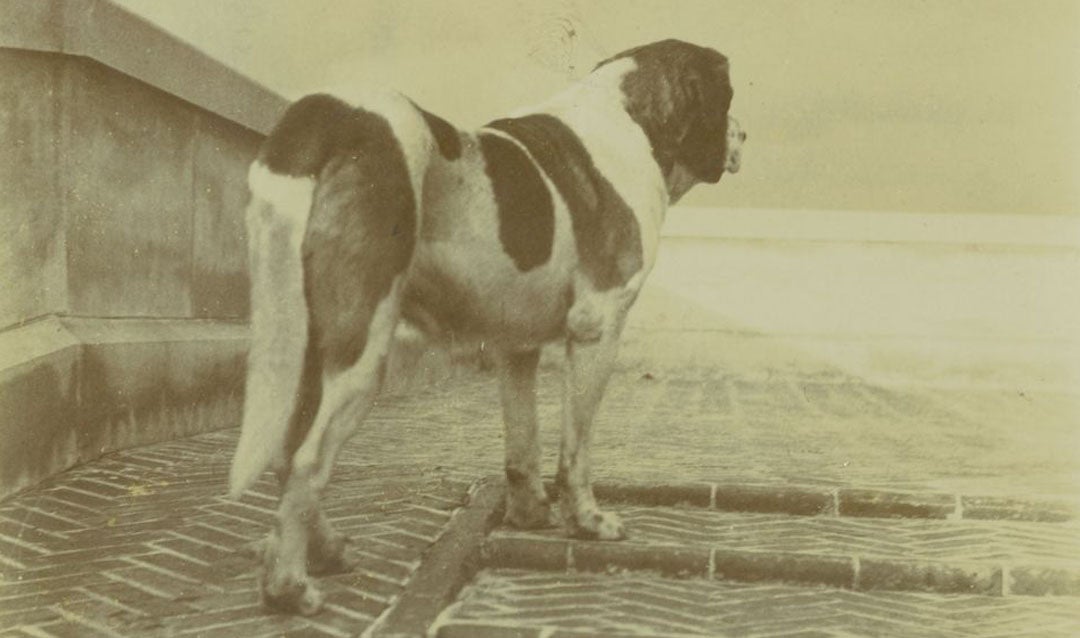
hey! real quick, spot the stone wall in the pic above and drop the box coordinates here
[0,0,470,499]
[0,0,283,498]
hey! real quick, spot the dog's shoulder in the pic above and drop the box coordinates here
[476,75,660,291]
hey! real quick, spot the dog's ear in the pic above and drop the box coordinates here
[674,50,733,184]
[599,40,733,184]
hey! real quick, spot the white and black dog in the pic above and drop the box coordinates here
[229,39,745,614]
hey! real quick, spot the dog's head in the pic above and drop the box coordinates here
[597,39,740,193]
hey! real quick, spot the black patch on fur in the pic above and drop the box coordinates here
[486,115,642,291]
[260,94,362,177]
[596,39,733,183]
[303,148,415,372]
[505,347,541,373]
[285,327,324,458]
[553,467,568,496]
[400,262,476,338]
[479,133,554,271]
[416,105,462,160]
[505,466,529,486]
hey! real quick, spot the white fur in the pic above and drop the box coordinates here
[406,129,577,345]
[726,115,745,174]
[527,58,668,297]
[246,163,316,233]
[228,164,315,498]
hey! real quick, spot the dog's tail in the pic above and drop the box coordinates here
[228,162,316,499]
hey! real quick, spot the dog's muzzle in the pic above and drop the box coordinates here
[725,117,746,174]
[726,149,741,174]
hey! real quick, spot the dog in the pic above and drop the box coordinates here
[228,38,744,614]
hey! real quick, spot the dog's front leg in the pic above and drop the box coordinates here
[496,347,559,529]
[557,331,626,540]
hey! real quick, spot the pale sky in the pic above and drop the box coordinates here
[115,0,1080,215]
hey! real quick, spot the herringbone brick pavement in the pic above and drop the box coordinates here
[481,501,1080,597]
[0,429,470,637]
[438,569,1080,637]
[2,359,1078,636]
[362,367,1080,498]
[602,506,1080,565]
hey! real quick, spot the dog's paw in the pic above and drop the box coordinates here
[262,577,324,616]
[309,554,357,577]
[567,509,626,541]
[238,537,267,559]
[505,497,560,530]
[307,534,357,576]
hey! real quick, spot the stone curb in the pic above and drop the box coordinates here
[234,477,1079,637]
[367,477,505,638]
[481,536,1080,597]
[587,481,1079,522]
[435,621,698,638]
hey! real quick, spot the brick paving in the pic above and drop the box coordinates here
[577,506,1080,566]
[481,504,1080,597]
[0,432,471,637]
[368,361,1080,498]
[438,570,1080,638]
[2,346,1079,636]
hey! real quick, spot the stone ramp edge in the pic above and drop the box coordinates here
[583,481,1078,523]
[482,535,1080,598]
[366,476,506,638]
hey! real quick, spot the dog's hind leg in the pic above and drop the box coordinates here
[264,280,402,614]
[496,347,559,529]
[301,281,402,566]
[261,127,420,613]
[263,470,354,578]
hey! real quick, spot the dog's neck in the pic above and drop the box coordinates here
[527,59,700,207]
[664,163,699,204]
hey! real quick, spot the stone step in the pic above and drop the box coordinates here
[589,481,1080,523]
[434,568,1080,638]
[482,504,1080,597]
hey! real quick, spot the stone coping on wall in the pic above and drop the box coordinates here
[0,0,288,134]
